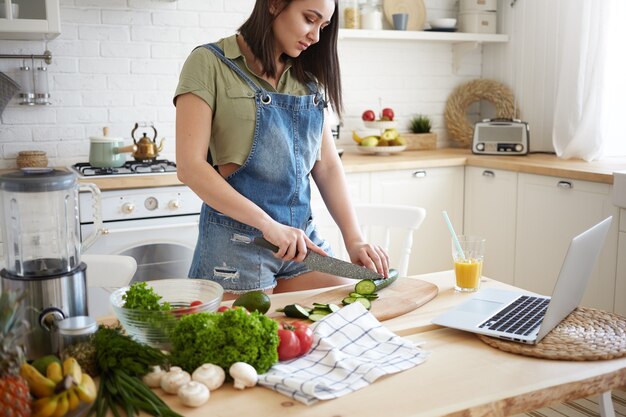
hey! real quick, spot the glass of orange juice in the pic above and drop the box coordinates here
[451,236,485,292]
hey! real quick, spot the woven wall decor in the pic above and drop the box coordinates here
[478,307,626,361]
[444,79,517,147]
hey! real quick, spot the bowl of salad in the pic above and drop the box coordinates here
[110,279,224,348]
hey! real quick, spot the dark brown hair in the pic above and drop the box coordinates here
[238,0,342,116]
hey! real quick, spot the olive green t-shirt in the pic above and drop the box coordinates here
[174,35,312,166]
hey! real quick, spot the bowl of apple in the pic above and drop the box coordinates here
[356,107,407,155]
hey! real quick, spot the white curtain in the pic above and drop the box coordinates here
[552,0,626,160]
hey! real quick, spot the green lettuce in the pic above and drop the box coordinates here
[169,308,279,374]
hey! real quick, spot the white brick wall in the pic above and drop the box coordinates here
[0,0,482,169]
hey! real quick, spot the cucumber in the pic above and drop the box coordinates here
[282,303,311,319]
[348,292,366,298]
[370,268,399,291]
[354,268,399,295]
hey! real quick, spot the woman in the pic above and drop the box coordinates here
[174,0,389,298]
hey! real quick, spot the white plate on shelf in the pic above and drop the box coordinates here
[363,120,397,130]
[357,145,407,155]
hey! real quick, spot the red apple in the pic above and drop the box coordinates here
[381,108,395,121]
[361,110,376,121]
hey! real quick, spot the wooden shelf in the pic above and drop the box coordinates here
[338,28,508,44]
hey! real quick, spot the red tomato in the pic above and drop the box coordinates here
[361,110,376,121]
[381,108,394,121]
[293,321,314,356]
[217,306,230,313]
[190,300,203,307]
[277,321,314,361]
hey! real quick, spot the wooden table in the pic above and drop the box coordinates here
[124,271,626,417]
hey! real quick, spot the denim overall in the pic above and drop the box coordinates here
[188,43,329,292]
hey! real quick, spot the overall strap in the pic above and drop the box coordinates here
[201,43,265,95]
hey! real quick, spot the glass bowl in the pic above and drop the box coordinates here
[110,278,224,349]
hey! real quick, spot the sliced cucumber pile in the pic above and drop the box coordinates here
[277,268,399,318]
[277,302,342,321]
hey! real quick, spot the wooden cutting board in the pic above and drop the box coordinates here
[278,278,438,322]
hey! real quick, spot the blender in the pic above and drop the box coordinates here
[0,168,102,359]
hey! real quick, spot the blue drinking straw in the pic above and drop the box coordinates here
[442,211,466,260]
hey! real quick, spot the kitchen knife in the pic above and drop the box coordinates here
[253,237,384,280]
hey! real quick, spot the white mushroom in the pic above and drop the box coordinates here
[160,366,191,394]
[142,365,167,388]
[228,362,257,390]
[177,381,210,407]
[192,363,225,391]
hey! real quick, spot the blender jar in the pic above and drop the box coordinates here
[0,168,82,276]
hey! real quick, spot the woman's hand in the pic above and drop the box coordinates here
[347,242,390,278]
[262,223,327,262]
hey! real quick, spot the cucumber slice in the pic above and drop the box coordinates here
[342,297,357,305]
[308,313,327,322]
[310,309,330,316]
[354,279,377,295]
[282,303,311,319]
[348,292,366,298]
[354,297,372,310]
[328,303,341,313]
[362,293,379,300]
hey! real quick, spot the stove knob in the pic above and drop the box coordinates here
[121,202,135,214]
[169,200,181,210]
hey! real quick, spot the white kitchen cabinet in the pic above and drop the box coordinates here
[0,0,60,40]
[514,173,619,311]
[463,166,517,284]
[369,166,465,275]
[310,172,370,258]
[615,209,626,316]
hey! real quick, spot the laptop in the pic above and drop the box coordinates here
[432,216,612,344]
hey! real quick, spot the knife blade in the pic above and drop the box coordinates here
[253,237,384,280]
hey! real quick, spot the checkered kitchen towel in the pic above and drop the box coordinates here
[258,302,428,404]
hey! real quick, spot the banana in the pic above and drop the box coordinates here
[75,373,97,403]
[62,357,82,385]
[46,361,63,384]
[32,396,58,417]
[67,387,80,411]
[51,392,69,417]
[20,363,56,398]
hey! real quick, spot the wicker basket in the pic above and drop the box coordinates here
[403,133,437,150]
[16,151,48,168]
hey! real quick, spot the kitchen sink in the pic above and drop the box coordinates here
[613,170,626,208]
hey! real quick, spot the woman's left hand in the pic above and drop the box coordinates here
[347,242,390,278]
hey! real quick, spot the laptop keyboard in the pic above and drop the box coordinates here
[479,295,550,336]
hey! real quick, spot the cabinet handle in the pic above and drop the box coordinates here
[412,170,427,178]
[557,181,573,189]
[482,170,495,178]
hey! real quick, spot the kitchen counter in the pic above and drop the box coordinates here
[75,148,626,191]
[104,271,626,417]
[341,148,626,184]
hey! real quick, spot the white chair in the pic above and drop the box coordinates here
[82,254,137,288]
[336,204,426,277]
[82,254,137,317]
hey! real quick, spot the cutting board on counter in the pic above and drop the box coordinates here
[291,278,438,322]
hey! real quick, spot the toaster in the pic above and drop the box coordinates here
[472,118,529,155]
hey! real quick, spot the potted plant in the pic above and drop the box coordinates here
[404,114,437,150]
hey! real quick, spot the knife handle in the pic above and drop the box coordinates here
[253,237,279,253]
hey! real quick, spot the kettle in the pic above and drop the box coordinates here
[131,122,165,162]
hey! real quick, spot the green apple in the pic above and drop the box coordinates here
[360,136,379,147]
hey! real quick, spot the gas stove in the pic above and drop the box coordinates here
[70,159,177,178]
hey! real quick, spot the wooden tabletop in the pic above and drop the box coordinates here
[123,271,626,417]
